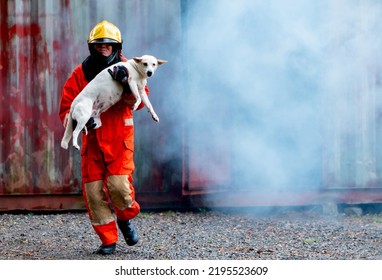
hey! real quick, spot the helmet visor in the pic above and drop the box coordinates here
[89,38,120,44]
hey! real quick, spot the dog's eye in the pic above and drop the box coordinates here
[143,63,148,66]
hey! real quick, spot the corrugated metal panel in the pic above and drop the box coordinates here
[2,0,382,211]
[322,1,382,189]
[1,0,81,195]
[0,0,184,209]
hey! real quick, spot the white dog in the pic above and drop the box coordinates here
[61,55,167,150]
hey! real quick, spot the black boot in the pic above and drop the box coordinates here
[94,243,116,255]
[117,220,139,246]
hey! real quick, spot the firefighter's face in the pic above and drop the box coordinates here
[94,43,113,57]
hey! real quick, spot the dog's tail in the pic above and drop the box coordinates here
[60,115,73,150]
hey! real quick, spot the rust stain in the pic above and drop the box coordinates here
[1,3,78,196]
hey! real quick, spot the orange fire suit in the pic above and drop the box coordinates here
[59,57,145,246]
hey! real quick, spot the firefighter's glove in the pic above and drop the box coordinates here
[83,117,96,133]
[108,65,132,94]
[72,118,96,134]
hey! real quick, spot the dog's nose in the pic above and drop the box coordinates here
[147,71,152,77]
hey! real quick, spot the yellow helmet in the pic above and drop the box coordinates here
[88,20,122,44]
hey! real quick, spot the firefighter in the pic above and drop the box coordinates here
[59,20,145,255]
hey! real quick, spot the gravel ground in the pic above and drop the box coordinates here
[1,207,382,260]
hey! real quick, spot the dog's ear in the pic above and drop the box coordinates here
[133,57,142,63]
[157,59,168,66]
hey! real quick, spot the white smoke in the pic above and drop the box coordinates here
[182,0,382,192]
[75,0,382,193]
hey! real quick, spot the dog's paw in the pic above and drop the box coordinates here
[132,103,140,111]
[94,118,102,129]
[151,113,159,122]
[61,141,69,150]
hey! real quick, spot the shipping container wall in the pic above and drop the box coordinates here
[322,1,382,189]
[2,0,382,211]
[0,0,184,209]
[1,0,80,195]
